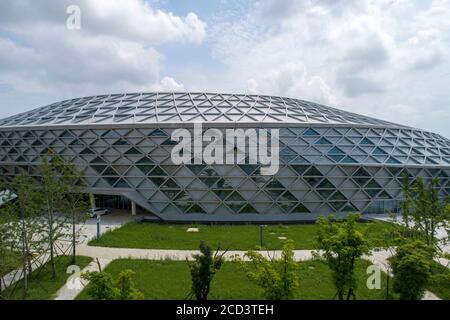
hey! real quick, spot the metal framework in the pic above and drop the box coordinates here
[0,92,449,222]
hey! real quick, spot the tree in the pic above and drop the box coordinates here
[113,269,144,300]
[239,240,299,300]
[401,177,448,250]
[40,154,71,278]
[0,172,44,299]
[186,241,225,300]
[390,240,434,300]
[82,269,143,300]
[59,161,90,265]
[400,173,413,229]
[315,213,369,300]
[82,271,115,300]
[0,193,18,292]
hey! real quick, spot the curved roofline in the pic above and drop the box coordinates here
[0,91,422,131]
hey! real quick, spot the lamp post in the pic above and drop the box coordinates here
[96,213,101,242]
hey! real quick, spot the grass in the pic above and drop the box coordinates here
[428,261,450,300]
[77,258,391,300]
[89,221,399,250]
[1,255,92,300]
[0,251,22,277]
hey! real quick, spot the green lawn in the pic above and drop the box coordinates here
[0,251,22,277]
[428,261,450,300]
[1,255,92,300]
[89,221,399,250]
[76,258,391,300]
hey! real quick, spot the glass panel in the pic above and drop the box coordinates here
[329,191,347,201]
[137,165,154,175]
[199,167,218,177]
[279,191,297,202]
[148,166,167,176]
[360,137,374,145]
[113,139,129,146]
[328,146,344,154]
[91,165,107,174]
[125,147,142,155]
[213,189,233,200]
[160,178,179,189]
[266,189,284,200]
[315,137,332,145]
[149,129,168,137]
[227,202,245,213]
[239,164,259,175]
[373,147,387,155]
[291,165,310,175]
[187,165,206,175]
[304,167,322,176]
[317,179,334,189]
[200,177,220,187]
[80,147,94,154]
[303,128,320,136]
[341,156,357,164]
[304,177,322,187]
[240,204,258,214]
[161,138,177,146]
[136,157,154,164]
[266,179,284,188]
[161,189,180,200]
[386,156,401,164]
[174,191,191,201]
[291,203,310,213]
[102,130,120,138]
[114,178,130,188]
[103,166,118,176]
[186,204,206,214]
[227,191,246,202]
[328,154,345,162]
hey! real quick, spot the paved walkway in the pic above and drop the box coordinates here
[1,213,444,300]
[54,258,112,300]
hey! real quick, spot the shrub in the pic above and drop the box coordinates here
[315,213,369,300]
[82,271,115,300]
[390,241,433,300]
[239,240,299,300]
[187,241,225,300]
[82,269,143,300]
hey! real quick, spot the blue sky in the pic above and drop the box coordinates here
[0,0,450,137]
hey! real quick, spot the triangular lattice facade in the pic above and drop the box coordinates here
[0,92,449,222]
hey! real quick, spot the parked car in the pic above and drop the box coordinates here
[89,207,110,218]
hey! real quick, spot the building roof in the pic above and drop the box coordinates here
[0,92,408,128]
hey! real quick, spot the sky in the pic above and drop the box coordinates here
[0,0,449,137]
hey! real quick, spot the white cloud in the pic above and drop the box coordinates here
[152,77,185,91]
[205,0,450,136]
[0,0,204,98]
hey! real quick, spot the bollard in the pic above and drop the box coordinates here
[96,213,101,241]
[260,225,264,247]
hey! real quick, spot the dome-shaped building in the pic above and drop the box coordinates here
[1,92,449,222]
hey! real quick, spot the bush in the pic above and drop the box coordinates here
[82,269,143,300]
[315,213,369,300]
[390,241,433,300]
[187,241,225,300]
[239,240,299,300]
[82,271,115,300]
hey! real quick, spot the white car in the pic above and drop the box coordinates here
[89,207,110,218]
